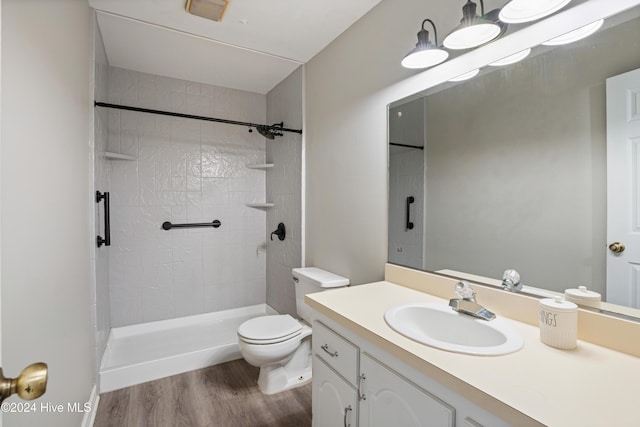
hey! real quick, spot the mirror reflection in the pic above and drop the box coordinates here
[388,6,640,313]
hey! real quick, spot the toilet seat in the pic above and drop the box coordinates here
[238,315,303,345]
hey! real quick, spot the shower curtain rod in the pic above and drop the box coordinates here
[94,102,303,135]
[389,142,424,150]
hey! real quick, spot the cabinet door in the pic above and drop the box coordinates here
[359,354,455,427]
[313,355,358,427]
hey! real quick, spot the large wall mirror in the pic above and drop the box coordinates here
[388,2,640,319]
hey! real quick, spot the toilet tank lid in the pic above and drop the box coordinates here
[292,267,350,288]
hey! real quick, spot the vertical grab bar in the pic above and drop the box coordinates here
[96,191,111,248]
[406,196,415,230]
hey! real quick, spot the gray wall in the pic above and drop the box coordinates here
[388,98,425,269]
[304,0,463,284]
[2,0,95,425]
[266,67,303,317]
[423,16,640,295]
[304,0,638,291]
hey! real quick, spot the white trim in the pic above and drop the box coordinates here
[301,64,307,266]
[81,385,100,427]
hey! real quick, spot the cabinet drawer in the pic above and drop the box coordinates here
[313,321,359,385]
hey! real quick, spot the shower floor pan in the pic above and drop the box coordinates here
[99,304,275,393]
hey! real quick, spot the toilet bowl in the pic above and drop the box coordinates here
[237,267,349,394]
[238,314,313,394]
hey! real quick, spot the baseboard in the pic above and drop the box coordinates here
[81,385,100,427]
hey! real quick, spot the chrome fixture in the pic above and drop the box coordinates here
[449,281,496,321]
[401,19,449,69]
[499,0,572,24]
[443,0,507,50]
[501,269,523,292]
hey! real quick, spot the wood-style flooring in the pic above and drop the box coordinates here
[94,359,312,427]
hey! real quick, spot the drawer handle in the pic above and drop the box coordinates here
[321,344,339,358]
[343,405,352,427]
[358,373,366,401]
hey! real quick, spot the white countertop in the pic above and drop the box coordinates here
[306,281,640,427]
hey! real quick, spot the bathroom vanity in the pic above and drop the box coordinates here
[306,264,640,427]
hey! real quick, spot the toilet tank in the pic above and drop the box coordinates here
[292,267,349,323]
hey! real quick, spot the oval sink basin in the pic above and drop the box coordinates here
[384,303,523,356]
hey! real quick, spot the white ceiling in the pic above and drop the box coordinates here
[90,0,383,94]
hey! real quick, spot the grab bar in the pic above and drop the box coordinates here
[161,220,221,230]
[96,191,111,247]
[406,196,415,230]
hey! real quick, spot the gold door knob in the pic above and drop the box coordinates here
[608,242,626,254]
[0,363,48,404]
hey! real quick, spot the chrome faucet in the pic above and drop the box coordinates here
[501,269,523,292]
[449,281,496,321]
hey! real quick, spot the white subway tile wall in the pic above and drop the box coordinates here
[105,67,268,327]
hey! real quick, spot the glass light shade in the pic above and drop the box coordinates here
[449,68,480,82]
[488,48,531,66]
[401,48,449,69]
[443,22,501,50]
[499,0,572,24]
[542,19,604,46]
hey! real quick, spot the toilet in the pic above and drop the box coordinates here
[237,267,349,394]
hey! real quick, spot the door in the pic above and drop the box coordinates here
[359,354,454,427]
[312,356,357,427]
[607,68,640,308]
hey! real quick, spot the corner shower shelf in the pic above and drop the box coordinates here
[104,151,136,161]
[246,163,274,170]
[245,203,274,209]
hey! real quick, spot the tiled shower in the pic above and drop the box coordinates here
[105,66,268,327]
[91,28,303,390]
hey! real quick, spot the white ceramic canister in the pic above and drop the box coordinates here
[564,286,601,309]
[539,297,578,349]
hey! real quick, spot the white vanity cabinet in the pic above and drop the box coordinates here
[313,321,457,427]
[311,320,509,427]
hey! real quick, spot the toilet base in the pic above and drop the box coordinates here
[257,339,312,394]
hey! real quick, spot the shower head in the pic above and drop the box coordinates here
[256,125,275,139]
[256,122,284,140]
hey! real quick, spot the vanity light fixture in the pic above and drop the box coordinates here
[448,68,480,82]
[401,19,449,69]
[443,0,507,50]
[542,18,604,45]
[499,0,572,24]
[488,48,531,66]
